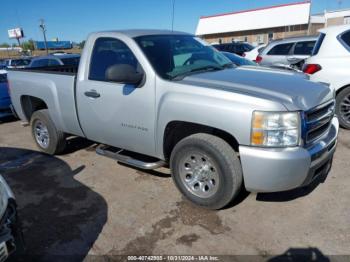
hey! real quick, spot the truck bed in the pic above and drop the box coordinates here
[16,65,78,75]
[7,67,84,137]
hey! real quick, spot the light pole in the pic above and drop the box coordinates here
[39,19,48,55]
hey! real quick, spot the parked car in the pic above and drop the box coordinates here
[303,25,350,129]
[28,54,80,68]
[0,71,12,118]
[221,52,256,66]
[213,42,254,56]
[8,30,338,209]
[257,36,318,69]
[243,44,266,61]
[223,51,305,74]
[0,175,24,260]
[4,58,32,69]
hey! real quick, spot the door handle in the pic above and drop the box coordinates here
[84,90,100,98]
[287,57,299,62]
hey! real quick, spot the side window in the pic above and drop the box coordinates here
[31,59,49,67]
[267,43,294,55]
[89,37,140,81]
[340,30,350,50]
[48,59,61,66]
[293,41,316,55]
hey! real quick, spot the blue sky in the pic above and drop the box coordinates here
[1,0,350,44]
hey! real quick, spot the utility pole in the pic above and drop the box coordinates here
[39,19,48,55]
[171,0,175,31]
[338,0,343,9]
[307,0,312,35]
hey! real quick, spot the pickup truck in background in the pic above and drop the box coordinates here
[8,30,339,209]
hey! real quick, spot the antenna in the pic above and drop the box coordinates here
[171,0,175,31]
[39,19,49,55]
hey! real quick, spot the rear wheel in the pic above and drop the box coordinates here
[30,109,66,155]
[336,86,350,129]
[170,133,243,210]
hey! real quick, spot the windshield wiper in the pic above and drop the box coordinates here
[171,65,223,81]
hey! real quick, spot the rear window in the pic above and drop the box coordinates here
[312,33,326,55]
[293,41,316,55]
[339,30,350,51]
[267,43,293,55]
[257,46,265,53]
[0,74,7,83]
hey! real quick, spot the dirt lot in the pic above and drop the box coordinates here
[0,117,349,261]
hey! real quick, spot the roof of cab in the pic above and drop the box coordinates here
[92,29,192,38]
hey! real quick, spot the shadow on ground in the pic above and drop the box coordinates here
[0,147,108,261]
[256,167,330,202]
[269,247,330,262]
[0,116,17,124]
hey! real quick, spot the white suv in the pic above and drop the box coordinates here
[303,25,350,129]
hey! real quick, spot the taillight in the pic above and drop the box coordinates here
[302,64,322,74]
[255,55,262,63]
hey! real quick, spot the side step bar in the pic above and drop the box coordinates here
[96,145,166,170]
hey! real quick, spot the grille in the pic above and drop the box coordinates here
[0,242,8,262]
[305,100,335,145]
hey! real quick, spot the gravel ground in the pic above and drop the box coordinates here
[0,117,349,261]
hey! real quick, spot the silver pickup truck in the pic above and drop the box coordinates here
[8,30,339,209]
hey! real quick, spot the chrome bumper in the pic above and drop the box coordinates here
[239,116,339,192]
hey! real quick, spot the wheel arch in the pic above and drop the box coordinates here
[20,95,48,121]
[162,121,239,161]
[336,84,350,96]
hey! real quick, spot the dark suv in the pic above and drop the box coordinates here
[213,42,254,56]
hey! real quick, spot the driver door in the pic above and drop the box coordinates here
[76,37,156,156]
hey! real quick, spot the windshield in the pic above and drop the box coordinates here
[134,35,233,80]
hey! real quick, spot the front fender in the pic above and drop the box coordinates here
[155,88,285,158]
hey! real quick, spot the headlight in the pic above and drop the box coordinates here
[0,176,10,218]
[251,111,300,147]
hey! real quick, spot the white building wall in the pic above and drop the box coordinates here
[196,2,311,36]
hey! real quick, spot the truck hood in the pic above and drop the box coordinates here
[180,66,333,111]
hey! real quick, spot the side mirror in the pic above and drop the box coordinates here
[106,64,144,85]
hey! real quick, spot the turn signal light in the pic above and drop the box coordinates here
[302,64,322,74]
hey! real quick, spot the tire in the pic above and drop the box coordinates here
[30,109,66,155]
[170,133,243,210]
[336,86,350,129]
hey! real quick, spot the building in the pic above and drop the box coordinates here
[196,1,350,45]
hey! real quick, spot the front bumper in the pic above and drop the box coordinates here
[240,116,339,192]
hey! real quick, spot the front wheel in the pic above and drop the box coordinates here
[30,109,66,155]
[170,133,243,210]
[336,86,350,129]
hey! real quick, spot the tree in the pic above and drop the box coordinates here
[0,43,10,48]
[79,40,85,49]
[22,39,35,51]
